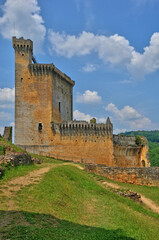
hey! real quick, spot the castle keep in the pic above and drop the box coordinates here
[13,37,150,168]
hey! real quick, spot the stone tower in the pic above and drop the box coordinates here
[13,36,75,146]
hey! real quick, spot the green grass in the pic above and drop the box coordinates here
[0,164,41,185]
[0,165,157,240]
[0,145,5,155]
[29,153,65,164]
[94,174,159,206]
[0,137,25,153]
[0,210,136,240]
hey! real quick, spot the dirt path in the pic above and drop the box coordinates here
[0,162,84,211]
[62,162,84,170]
[0,166,52,210]
[98,179,159,214]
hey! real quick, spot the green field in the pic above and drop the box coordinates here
[0,160,159,240]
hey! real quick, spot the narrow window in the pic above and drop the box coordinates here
[142,160,145,167]
[59,102,61,113]
[38,123,43,132]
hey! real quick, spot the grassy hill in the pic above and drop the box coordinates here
[120,131,159,167]
[0,138,159,239]
[0,156,158,239]
[0,162,159,240]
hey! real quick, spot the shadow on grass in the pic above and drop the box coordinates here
[0,210,135,240]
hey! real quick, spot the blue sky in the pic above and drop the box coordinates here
[0,0,159,135]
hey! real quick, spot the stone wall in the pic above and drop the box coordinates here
[0,153,33,178]
[113,135,150,168]
[3,127,12,142]
[85,164,159,187]
[18,134,115,166]
[17,118,115,166]
[17,121,149,167]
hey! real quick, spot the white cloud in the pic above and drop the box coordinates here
[0,112,12,121]
[98,117,106,123]
[0,104,14,109]
[129,33,159,77]
[82,63,97,72]
[114,128,127,134]
[48,30,133,65]
[73,110,92,122]
[0,127,4,136]
[105,103,151,129]
[76,90,102,104]
[73,110,107,124]
[48,30,159,78]
[0,0,46,51]
[0,88,15,102]
[0,88,15,109]
[0,127,4,135]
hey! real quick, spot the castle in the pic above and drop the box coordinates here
[12,37,150,168]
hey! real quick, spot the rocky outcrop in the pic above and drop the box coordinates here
[0,153,42,178]
[0,153,33,167]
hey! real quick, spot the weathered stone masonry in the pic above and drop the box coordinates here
[85,164,159,187]
[13,37,149,168]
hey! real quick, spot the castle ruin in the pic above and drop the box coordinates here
[12,37,150,168]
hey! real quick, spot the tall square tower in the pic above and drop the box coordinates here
[13,37,75,146]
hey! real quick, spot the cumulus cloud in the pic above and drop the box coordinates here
[73,110,92,122]
[0,0,46,51]
[0,88,15,102]
[114,128,127,134]
[105,103,151,129]
[48,30,133,65]
[82,63,97,72]
[73,110,107,123]
[129,33,159,77]
[48,30,159,78]
[0,88,15,109]
[76,90,102,104]
[98,117,106,123]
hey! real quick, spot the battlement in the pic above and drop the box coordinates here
[113,135,148,147]
[29,63,75,86]
[113,135,136,146]
[12,36,33,52]
[51,118,113,137]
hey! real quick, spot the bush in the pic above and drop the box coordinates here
[135,136,142,146]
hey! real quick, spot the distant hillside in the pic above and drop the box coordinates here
[121,131,159,167]
[121,130,159,143]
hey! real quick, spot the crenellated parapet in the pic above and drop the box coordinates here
[113,135,148,147]
[29,63,75,86]
[12,36,33,53]
[113,135,137,146]
[51,118,113,140]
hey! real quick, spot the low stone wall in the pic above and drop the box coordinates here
[85,164,159,187]
[0,153,34,178]
[0,153,33,167]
